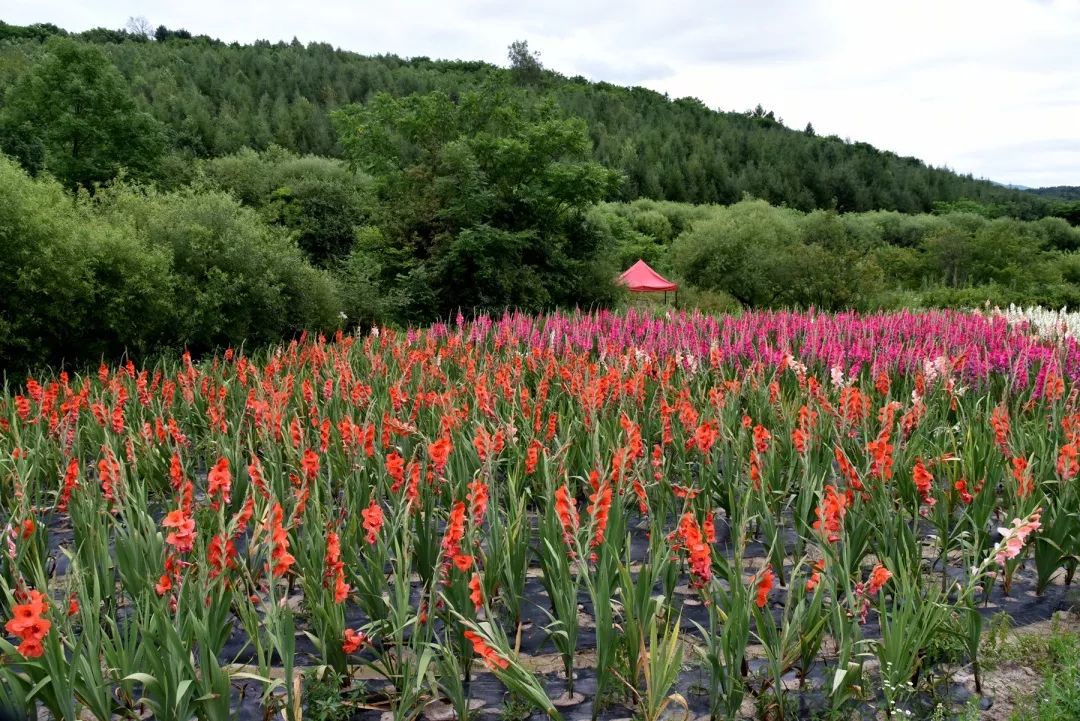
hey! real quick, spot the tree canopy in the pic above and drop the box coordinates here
[0,22,1061,217]
[332,88,622,322]
[0,38,165,190]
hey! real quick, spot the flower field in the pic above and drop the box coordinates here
[1,308,1079,721]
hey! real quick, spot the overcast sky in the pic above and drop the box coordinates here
[6,0,1078,187]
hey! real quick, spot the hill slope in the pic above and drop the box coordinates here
[1030,186,1080,201]
[0,20,1052,217]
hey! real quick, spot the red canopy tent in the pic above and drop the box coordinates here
[617,259,678,303]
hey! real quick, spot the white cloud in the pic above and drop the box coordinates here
[5,0,1078,186]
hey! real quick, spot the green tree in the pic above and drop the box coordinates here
[0,157,174,369]
[103,185,341,353]
[507,40,544,86]
[201,146,370,264]
[0,38,166,190]
[332,87,621,322]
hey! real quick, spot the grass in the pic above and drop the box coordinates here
[1008,630,1080,721]
[977,611,1080,721]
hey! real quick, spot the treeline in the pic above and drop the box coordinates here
[0,82,622,369]
[0,22,1058,216]
[4,24,1080,371]
[594,198,1080,311]
[0,156,341,370]
[8,136,1080,370]
[1026,187,1080,225]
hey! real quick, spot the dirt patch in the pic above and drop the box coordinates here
[945,609,1080,721]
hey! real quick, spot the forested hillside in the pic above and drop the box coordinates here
[0,20,1054,216]
[1030,187,1080,200]
[2,20,1079,371]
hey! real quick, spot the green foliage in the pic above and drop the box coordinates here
[200,146,371,264]
[669,199,880,309]
[598,197,1080,312]
[99,184,341,354]
[303,667,366,721]
[0,38,166,190]
[1007,629,1080,721]
[0,22,1056,216]
[0,156,339,371]
[507,40,544,86]
[2,20,1079,366]
[0,157,173,369]
[332,87,622,322]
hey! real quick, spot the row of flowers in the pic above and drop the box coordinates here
[0,309,1075,721]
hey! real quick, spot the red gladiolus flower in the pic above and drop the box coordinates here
[694,421,719,454]
[1044,372,1065,402]
[677,513,712,586]
[233,496,255,534]
[361,500,384,545]
[342,628,367,654]
[14,395,30,421]
[1011,456,1034,498]
[468,479,489,526]
[791,427,809,455]
[155,572,172,596]
[4,587,50,656]
[58,458,79,512]
[867,564,891,596]
[169,453,185,490]
[207,457,231,509]
[874,372,890,396]
[990,406,1011,454]
[703,512,716,544]
[754,566,775,608]
[324,531,349,603]
[463,630,509,670]
[554,484,579,547]
[749,448,762,487]
[805,559,825,592]
[208,533,238,580]
[428,434,452,475]
[246,456,267,497]
[912,458,936,508]
[588,483,612,549]
[442,501,468,563]
[454,554,474,572]
[267,503,295,578]
[525,439,543,475]
[405,462,421,506]
[954,479,974,505]
[289,417,303,448]
[98,448,121,503]
[753,424,771,454]
[834,446,863,491]
[1057,443,1078,480]
[866,432,894,480]
[385,451,405,490]
[813,485,847,542]
[632,477,649,515]
[469,573,484,611]
[162,508,196,553]
[5,589,51,657]
[301,449,321,480]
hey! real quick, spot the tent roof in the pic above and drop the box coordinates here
[617,260,678,293]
